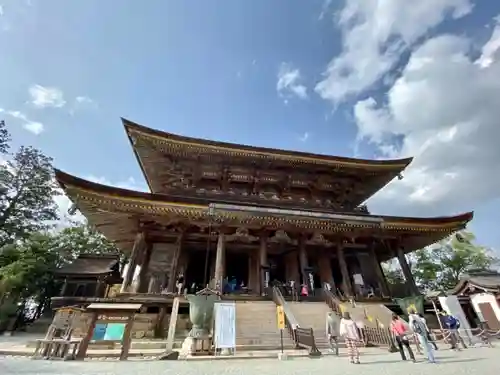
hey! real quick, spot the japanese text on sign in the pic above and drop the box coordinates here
[276,305,285,330]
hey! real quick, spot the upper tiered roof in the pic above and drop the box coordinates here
[123,118,413,213]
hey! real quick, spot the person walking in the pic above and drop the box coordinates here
[339,312,361,364]
[409,309,436,363]
[326,312,340,356]
[441,311,467,350]
[390,314,416,362]
[418,313,438,350]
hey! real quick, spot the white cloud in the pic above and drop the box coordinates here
[315,0,473,103]
[277,63,308,100]
[0,5,4,16]
[69,95,97,115]
[354,17,500,217]
[3,109,44,134]
[29,84,66,108]
[299,132,310,142]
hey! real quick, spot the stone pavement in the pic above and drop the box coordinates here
[0,346,498,375]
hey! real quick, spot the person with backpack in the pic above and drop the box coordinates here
[409,309,436,363]
[418,313,438,350]
[441,311,467,350]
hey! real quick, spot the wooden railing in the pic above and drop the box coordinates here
[323,289,343,316]
[272,286,321,357]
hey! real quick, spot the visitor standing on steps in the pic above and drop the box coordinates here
[390,314,416,362]
[339,311,361,364]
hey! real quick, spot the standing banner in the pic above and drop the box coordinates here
[394,295,424,316]
[214,302,236,354]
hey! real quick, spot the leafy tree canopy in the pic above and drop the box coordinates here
[0,122,59,245]
[383,230,498,293]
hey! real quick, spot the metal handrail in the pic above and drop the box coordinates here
[273,286,299,328]
[272,286,321,357]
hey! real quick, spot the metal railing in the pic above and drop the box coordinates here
[272,286,321,357]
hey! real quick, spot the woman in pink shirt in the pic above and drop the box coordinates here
[390,314,415,362]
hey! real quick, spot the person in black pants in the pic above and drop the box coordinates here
[390,314,416,362]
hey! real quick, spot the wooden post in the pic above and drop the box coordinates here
[60,279,68,296]
[396,245,419,295]
[259,234,268,295]
[370,243,390,296]
[337,243,353,297]
[121,232,145,293]
[166,297,180,350]
[166,232,184,293]
[317,250,335,287]
[298,236,308,287]
[76,311,98,360]
[119,313,135,361]
[136,243,153,293]
[214,232,226,291]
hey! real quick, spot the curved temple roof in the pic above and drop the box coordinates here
[55,169,473,257]
[122,118,413,170]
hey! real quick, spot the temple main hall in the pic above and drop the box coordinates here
[55,119,473,302]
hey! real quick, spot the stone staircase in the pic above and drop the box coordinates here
[287,302,332,348]
[235,301,295,350]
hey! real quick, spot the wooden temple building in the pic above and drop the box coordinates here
[55,119,473,305]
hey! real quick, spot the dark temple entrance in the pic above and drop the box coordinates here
[225,251,249,286]
[268,254,286,284]
[186,249,214,289]
[330,257,343,293]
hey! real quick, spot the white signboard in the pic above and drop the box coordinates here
[214,302,236,351]
[353,274,364,286]
[438,295,480,345]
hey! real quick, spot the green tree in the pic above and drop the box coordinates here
[0,120,10,155]
[412,231,497,291]
[0,224,120,315]
[0,136,60,245]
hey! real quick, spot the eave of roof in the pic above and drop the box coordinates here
[55,169,474,232]
[122,118,414,170]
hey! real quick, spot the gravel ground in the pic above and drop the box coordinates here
[0,347,498,375]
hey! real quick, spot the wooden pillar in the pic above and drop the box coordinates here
[259,234,268,295]
[370,244,390,296]
[248,251,257,291]
[289,251,300,285]
[136,243,153,293]
[396,246,419,295]
[214,232,226,291]
[166,232,184,293]
[121,232,145,293]
[60,278,68,296]
[337,243,353,297]
[298,236,308,286]
[95,277,104,297]
[317,250,335,287]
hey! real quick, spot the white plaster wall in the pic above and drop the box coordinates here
[470,293,500,324]
[438,295,479,344]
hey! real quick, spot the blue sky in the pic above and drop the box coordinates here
[2,0,500,252]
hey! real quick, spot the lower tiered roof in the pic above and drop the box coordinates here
[55,169,473,262]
